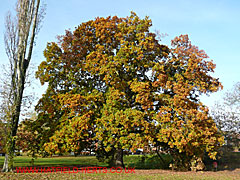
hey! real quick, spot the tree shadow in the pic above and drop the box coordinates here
[204,151,240,171]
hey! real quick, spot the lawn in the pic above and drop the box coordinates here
[0,155,108,168]
[0,153,239,180]
[0,154,172,169]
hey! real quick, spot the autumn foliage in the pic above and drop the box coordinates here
[34,12,223,170]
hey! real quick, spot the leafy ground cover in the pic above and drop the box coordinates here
[0,169,239,180]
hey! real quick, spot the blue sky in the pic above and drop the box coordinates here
[0,0,240,108]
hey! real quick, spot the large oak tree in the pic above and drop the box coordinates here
[35,12,223,170]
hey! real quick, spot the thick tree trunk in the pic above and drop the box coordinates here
[109,148,125,168]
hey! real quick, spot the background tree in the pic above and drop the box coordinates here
[0,121,7,155]
[212,82,240,151]
[0,63,36,158]
[35,12,223,170]
[0,65,13,157]
[15,111,43,164]
[1,0,45,172]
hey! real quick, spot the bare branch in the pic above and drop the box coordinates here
[1,0,45,172]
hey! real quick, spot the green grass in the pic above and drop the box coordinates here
[0,154,171,169]
[0,154,239,179]
[0,152,239,170]
[0,155,108,168]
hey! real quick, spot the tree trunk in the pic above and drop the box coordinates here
[1,0,43,172]
[1,84,24,172]
[156,147,167,168]
[1,154,11,172]
[109,148,125,168]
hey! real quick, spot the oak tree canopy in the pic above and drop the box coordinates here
[35,12,224,169]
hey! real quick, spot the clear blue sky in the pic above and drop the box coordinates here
[0,0,240,108]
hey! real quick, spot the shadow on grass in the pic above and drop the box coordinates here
[124,154,172,169]
[1,151,239,172]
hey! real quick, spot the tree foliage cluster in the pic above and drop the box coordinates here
[20,12,223,170]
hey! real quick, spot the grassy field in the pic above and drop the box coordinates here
[0,155,108,168]
[0,153,239,180]
[0,154,172,169]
